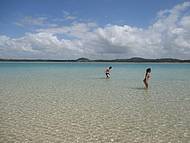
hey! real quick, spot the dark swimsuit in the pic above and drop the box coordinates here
[105,68,110,77]
[106,72,110,77]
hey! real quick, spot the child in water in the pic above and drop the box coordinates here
[143,68,151,89]
[105,66,112,78]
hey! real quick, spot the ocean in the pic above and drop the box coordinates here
[0,62,190,142]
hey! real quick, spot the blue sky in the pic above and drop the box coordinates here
[0,0,187,37]
[0,0,190,59]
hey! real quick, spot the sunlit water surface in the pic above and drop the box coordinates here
[0,63,190,142]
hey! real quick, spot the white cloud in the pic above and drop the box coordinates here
[1,2,190,59]
[63,10,77,21]
[15,16,47,27]
[65,16,76,20]
[15,16,58,28]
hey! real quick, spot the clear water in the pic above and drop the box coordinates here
[0,62,190,143]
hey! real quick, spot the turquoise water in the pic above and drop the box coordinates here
[0,62,190,142]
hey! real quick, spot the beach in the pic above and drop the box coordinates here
[0,62,190,142]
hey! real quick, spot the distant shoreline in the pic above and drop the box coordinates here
[0,57,190,63]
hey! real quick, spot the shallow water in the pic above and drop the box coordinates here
[0,62,190,142]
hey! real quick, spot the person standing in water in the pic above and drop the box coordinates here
[143,68,151,89]
[105,66,112,78]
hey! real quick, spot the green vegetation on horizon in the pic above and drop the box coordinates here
[0,57,190,62]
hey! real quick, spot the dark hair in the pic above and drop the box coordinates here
[109,66,112,69]
[146,68,151,73]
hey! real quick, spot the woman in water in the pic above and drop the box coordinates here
[105,66,112,78]
[143,68,151,89]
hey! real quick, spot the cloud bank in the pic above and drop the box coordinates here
[0,2,190,59]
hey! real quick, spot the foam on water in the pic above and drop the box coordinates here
[0,63,190,142]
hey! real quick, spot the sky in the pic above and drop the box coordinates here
[0,0,190,59]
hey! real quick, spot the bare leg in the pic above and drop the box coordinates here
[143,79,148,89]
